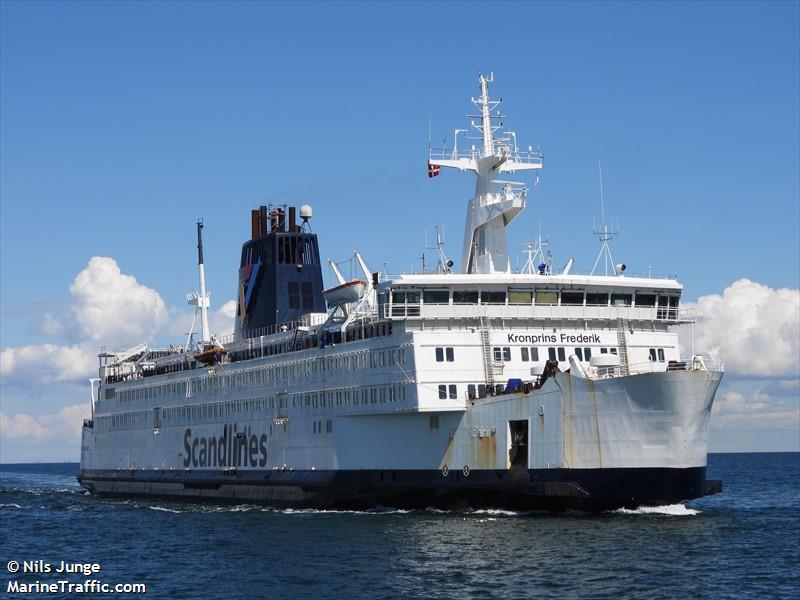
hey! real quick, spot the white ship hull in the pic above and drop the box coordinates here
[79,368,722,510]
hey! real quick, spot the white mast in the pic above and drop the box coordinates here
[590,160,620,276]
[187,220,211,347]
[428,73,543,274]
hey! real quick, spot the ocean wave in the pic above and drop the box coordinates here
[149,505,185,513]
[0,503,23,509]
[468,508,531,517]
[614,504,700,516]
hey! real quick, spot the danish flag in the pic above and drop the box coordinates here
[427,162,441,178]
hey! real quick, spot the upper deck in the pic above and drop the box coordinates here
[377,272,685,323]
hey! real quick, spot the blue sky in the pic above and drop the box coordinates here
[1,1,798,459]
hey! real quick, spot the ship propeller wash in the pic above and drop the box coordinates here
[79,75,723,510]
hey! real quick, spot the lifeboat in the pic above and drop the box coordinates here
[323,279,366,306]
[194,345,227,365]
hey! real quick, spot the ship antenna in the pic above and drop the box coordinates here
[590,160,620,276]
[426,225,453,273]
[521,221,550,274]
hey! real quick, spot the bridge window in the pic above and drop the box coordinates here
[586,292,609,306]
[535,290,558,305]
[508,290,533,305]
[612,293,632,306]
[658,348,665,362]
[391,290,421,317]
[453,290,479,304]
[635,293,656,307]
[446,347,454,362]
[448,384,457,399]
[649,348,657,361]
[481,291,506,304]
[521,347,529,361]
[561,291,585,306]
[438,385,447,399]
[423,290,450,304]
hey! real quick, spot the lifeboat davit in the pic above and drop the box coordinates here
[323,279,366,306]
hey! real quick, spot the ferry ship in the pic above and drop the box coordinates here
[78,74,723,510]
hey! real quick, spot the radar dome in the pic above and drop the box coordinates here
[300,205,313,222]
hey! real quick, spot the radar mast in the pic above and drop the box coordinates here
[428,74,543,274]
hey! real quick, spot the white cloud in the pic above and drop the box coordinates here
[0,343,96,385]
[0,403,90,441]
[684,279,800,378]
[2,257,170,386]
[33,313,64,336]
[70,257,167,345]
[213,300,237,337]
[712,389,799,429]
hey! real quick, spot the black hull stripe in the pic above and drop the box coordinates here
[78,467,721,511]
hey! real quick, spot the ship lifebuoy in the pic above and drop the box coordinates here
[462,465,470,477]
[441,465,449,477]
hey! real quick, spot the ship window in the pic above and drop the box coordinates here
[610,348,618,355]
[584,348,591,360]
[429,415,439,430]
[586,292,609,306]
[423,290,450,304]
[658,348,665,362]
[445,347,454,362]
[481,291,506,304]
[612,293,632,306]
[521,347,529,362]
[478,384,487,398]
[453,290,479,304]
[503,347,511,362]
[448,384,457,399]
[438,385,447,400]
[635,293,656,307]
[493,347,502,362]
[548,347,556,360]
[508,290,533,305]
[561,291,585,306]
[557,347,566,362]
[575,348,583,361]
[288,282,300,309]
[649,348,657,361]
[326,420,332,433]
[467,384,476,399]
[302,282,314,309]
[535,290,558,305]
[531,347,540,361]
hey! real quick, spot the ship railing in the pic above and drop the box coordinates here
[429,147,543,165]
[625,355,724,375]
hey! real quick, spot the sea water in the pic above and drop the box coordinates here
[1,453,798,599]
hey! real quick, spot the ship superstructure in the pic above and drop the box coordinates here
[78,75,723,510]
